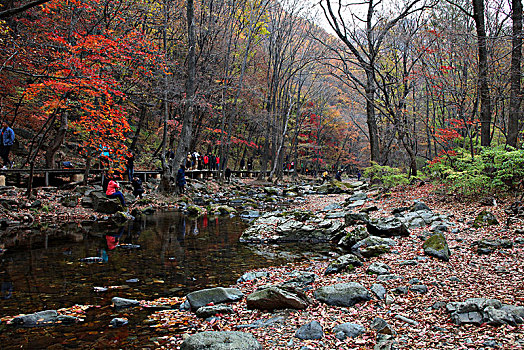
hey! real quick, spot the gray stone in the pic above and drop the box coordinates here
[473,210,499,227]
[109,318,129,327]
[366,217,409,237]
[112,297,140,308]
[180,331,262,350]
[376,274,403,282]
[409,285,428,294]
[246,286,309,311]
[394,315,418,325]
[195,305,235,319]
[186,287,244,311]
[281,271,316,289]
[314,282,371,307]
[367,262,390,275]
[352,236,396,258]
[410,201,431,212]
[374,334,398,350]
[295,320,324,340]
[324,254,362,275]
[90,191,123,214]
[332,323,365,339]
[338,226,369,249]
[12,310,58,327]
[344,212,370,225]
[423,232,451,261]
[235,316,285,329]
[371,284,387,300]
[237,271,269,283]
[446,298,524,326]
[371,317,396,335]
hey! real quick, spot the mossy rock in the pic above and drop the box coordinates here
[186,205,204,216]
[360,244,391,258]
[473,210,499,228]
[423,232,450,261]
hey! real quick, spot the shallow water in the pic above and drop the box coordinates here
[0,212,331,349]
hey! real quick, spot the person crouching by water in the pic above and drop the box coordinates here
[106,173,126,207]
[176,165,186,195]
[132,176,145,199]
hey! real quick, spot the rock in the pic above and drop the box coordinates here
[338,226,369,249]
[371,317,396,335]
[186,287,244,311]
[409,285,428,294]
[371,284,387,300]
[352,236,395,258]
[12,310,58,327]
[280,271,316,289]
[410,201,431,212]
[295,320,323,340]
[240,211,344,243]
[81,196,93,208]
[316,180,354,194]
[446,298,524,326]
[186,205,204,216]
[237,271,269,283]
[61,194,80,207]
[473,210,499,227]
[263,187,279,195]
[333,323,365,339]
[367,262,390,275]
[377,275,403,282]
[195,305,235,319]
[210,205,237,215]
[475,239,513,255]
[392,287,408,294]
[90,191,123,214]
[374,334,398,350]
[109,318,129,327]
[322,203,343,212]
[423,232,451,261]
[324,254,362,275]
[314,282,371,307]
[366,217,409,237]
[112,297,140,308]
[394,315,418,325]
[180,331,262,350]
[246,286,309,311]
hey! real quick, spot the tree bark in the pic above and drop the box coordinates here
[508,0,523,147]
[45,111,68,168]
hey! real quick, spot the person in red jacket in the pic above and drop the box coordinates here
[106,173,126,207]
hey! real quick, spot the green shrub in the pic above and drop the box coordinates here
[425,146,524,196]
[363,162,410,188]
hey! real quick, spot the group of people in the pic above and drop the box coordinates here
[104,171,145,208]
[0,120,15,170]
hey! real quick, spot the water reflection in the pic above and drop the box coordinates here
[0,212,331,349]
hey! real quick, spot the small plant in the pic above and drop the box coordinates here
[363,162,410,188]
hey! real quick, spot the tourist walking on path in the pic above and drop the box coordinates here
[126,152,134,181]
[0,120,15,169]
[357,170,362,181]
[176,165,186,195]
[106,173,126,207]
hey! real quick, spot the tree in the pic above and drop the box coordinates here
[508,0,523,147]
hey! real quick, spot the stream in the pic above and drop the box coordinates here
[0,212,332,349]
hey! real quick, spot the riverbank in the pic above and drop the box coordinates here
[0,179,523,349]
[144,182,524,349]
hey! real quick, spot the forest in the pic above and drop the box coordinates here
[0,0,521,191]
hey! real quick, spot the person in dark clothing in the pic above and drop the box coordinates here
[357,170,362,181]
[335,170,342,181]
[131,176,145,199]
[176,165,186,195]
[225,167,231,183]
[247,157,253,171]
[126,153,135,181]
[0,120,15,169]
[240,158,245,170]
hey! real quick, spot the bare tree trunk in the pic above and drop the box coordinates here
[472,0,492,147]
[508,0,523,147]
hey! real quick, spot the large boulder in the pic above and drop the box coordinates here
[186,287,244,311]
[314,282,371,307]
[240,211,344,243]
[352,236,396,258]
[90,191,123,214]
[345,212,370,226]
[473,210,499,228]
[315,180,354,194]
[246,286,309,311]
[338,226,369,249]
[366,217,409,237]
[446,298,524,326]
[423,232,450,262]
[180,331,262,350]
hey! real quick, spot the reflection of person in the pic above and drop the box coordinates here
[176,165,186,194]
[106,226,125,250]
[131,176,144,199]
[225,167,231,183]
[106,173,126,207]
[0,120,15,169]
